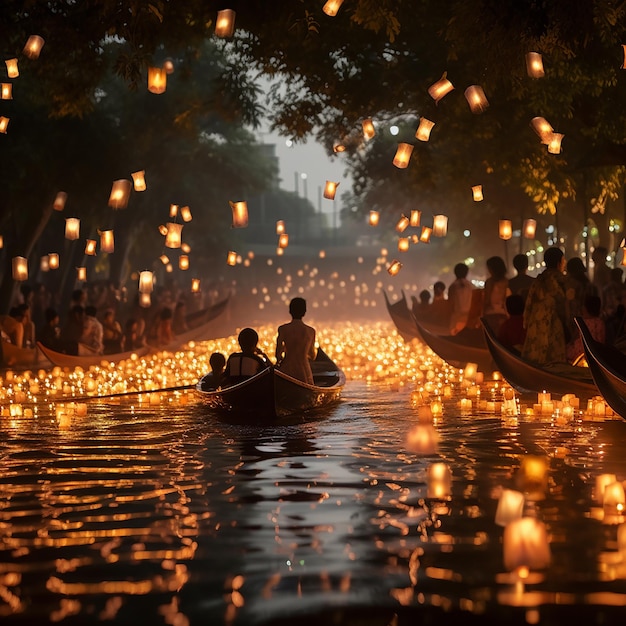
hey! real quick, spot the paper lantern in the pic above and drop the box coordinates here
[517,455,548,496]
[319,250,326,258]
[595,474,618,505]
[179,255,189,270]
[420,226,432,243]
[368,211,379,226]
[499,219,513,240]
[323,181,339,199]
[165,263,173,273]
[362,118,375,140]
[159,254,170,265]
[276,247,284,256]
[398,237,410,252]
[0,234,3,248]
[395,215,410,233]
[85,239,97,256]
[12,256,28,281]
[276,220,285,235]
[100,230,114,253]
[547,132,564,154]
[387,260,402,276]
[5,58,18,78]
[191,278,201,293]
[215,9,236,37]
[433,215,448,237]
[53,191,67,211]
[138,270,154,294]
[428,73,454,102]
[147,67,166,94]
[526,52,545,78]
[227,251,238,266]
[230,201,248,228]
[1,83,12,100]
[503,518,551,572]
[278,233,289,249]
[165,223,183,248]
[139,292,151,308]
[406,423,438,454]
[322,0,344,16]
[0,117,9,134]
[410,210,421,227]
[48,253,59,270]
[523,219,537,239]
[181,242,191,253]
[131,170,146,191]
[163,58,175,74]
[108,179,132,209]
[40,256,49,272]
[333,141,346,153]
[464,85,489,114]
[495,489,525,527]
[603,481,625,513]
[180,206,192,222]
[65,218,80,240]
[393,143,414,169]
[23,35,44,59]
[472,185,484,202]
[415,118,435,141]
[169,204,178,218]
[530,117,554,144]
[427,462,452,499]
[77,267,87,282]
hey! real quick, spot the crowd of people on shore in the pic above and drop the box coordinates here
[411,245,626,366]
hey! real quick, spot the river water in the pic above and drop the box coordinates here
[1,321,626,625]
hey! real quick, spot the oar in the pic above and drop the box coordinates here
[66,383,197,402]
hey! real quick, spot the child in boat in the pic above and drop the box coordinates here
[199,352,227,390]
[224,328,271,383]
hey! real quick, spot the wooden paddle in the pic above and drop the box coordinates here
[67,383,196,402]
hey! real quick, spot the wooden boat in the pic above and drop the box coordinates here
[575,317,626,418]
[37,341,151,369]
[415,319,495,371]
[1,341,50,370]
[481,317,598,398]
[383,290,419,342]
[196,348,346,421]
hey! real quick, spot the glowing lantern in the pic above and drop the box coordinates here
[530,117,554,144]
[0,235,3,248]
[191,278,201,293]
[100,230,114,253]
[108,179,132,209]
[596,474,618,505]
[427,462,452,499]
[428,73,454,102]
[464,85,489,114]
[603,481,625,514]
[276,220,285,234]
[398,237,410,252]
[278,233,289,248]
[517,455,548,496]
[410,210,421,227]
[387,260,402,276]
[85,239,97,256]
[368,211,379,226]
[495,489,525,527]
[147,67,166,94]
[362,118,375,140]
[319,250,326,258]
[40,256,49,272]
[23,35,44,59]
[472,185,484,202]
[63,217,80,240]
[139,292,151,308]
[322,0,344,16]
[227,251,238,266]
[160,254,169,265]
[169,204,178,218]
[180,206,192,222]
[323,181,339,199]
[499,219,513,240]
[165,223,183,248]
[393,143,414,169]
[0,117,9,133]
[395,215,410,233]
[5,58,18,78]
[53,191,67,211]
[139,270,154,294]
[526,52,545,78]
[12,256,28,281]
[503,518,551,572]
[433,214,448,237]
[179,255,189,270]
[131,170,146,191]
[230,201,248,228]
[48,253,59,270]
[181,242,191,253]
[523,219,537,239]
[333,141,346,153]
[1,83,12,100]
[415,118,435,141]
[215,9,236,37]
[77,267,87,282]
[547,132,564,154]
[419,226,431,243]
[163,58,175,74]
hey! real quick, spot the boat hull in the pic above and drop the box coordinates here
[37,342,151,369]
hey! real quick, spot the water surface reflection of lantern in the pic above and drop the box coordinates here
[215,9,236,37]
[65,218,80,240]
[48,253,59,270]
[395,215,410,233]
[547,132,564,154]
[179,255,189,270]
[0,117,9,134]
[499,219,513,240]
[1,83,12,100]
[100,230,114,253]
[530,117,553,144]
[415,118,435,141]
[523,219,537,239]
[393,143,414,168]
[147,67,166,94]
[165,223,183,248]
[108,179,132,209]
[12,256,28,281]
[433,215,448,237]
[23,35,44,59]
[323,181,339,199]
[603,481,625,514]
[169,204,178,218]
[230,201,248,228]
[362,118,375,140]
[138,271,154,294]
[427,462,452,499]
[77,267,87,282]
[464,85,489,114]
[595,474,618,505]
[54,191,67,211]
[5,58,18,78]
[227,251,238,266]
[526,52,545,78]
[472,185,483,201]
[191,278,201,293]
[180,206,192,222]
[410,210,421,227]
[368,211,379,226]
[387,260,402,276]
[85,239,97,256]
[131,170,146,191]
[495,489,525,526]
[278,233,289,249]
[517,455,548,497]
[322,0,344,16]
[428,73,454,102]
[503,517,551,572]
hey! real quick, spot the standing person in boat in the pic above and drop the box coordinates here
[224,328,271,383]
[482,255,511,335]
[447,263,474,336]
[275,297,317,384]
[508,253,535,304]
[521,246,568,365]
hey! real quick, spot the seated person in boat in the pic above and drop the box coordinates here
[199,352,227,390]
[38,307,64,352]
[275,297,317,384]
[497,294,526,354]
[224,328,271,383]
[411,290,431,318]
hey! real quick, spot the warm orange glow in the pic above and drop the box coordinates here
[139,292,151,308]
[398,237,410,252]
[131,170,146,191]
[147,67,166,94]
[368,211,379,226]
[65,218,80,240]
[180,206,192,222]
[40,255,49,272]
[5,58,18,78]
[100,230,114,253]
[530,117,554,144]
[160,254,169,265]
[526,52,545,78]
[0,117,9,134]
[415,118,435,141]
[48,253,60,270]
[108,180,132,209]
[23,35,44,59]
[420,226,432,243]
[12,256,28,281]
[472,185,484,202]
[215,9,236,37]
[464,85,489,114]
[227,251,238,266]
[362,118,375,140]
[85,239,97,256]
[410,210,421,227]
[387,260,402,275]
[53,191,68,211]
[428,74,454,102]
[395,215,410,233]
[547,132,564,154]
[139,271,154,294]
[163,58,175,74]
[1,83,12,100]
[499,219,513,240]
[393,143,414,169]
[323,181,339,199]
[230,201,249,228]
[523,219,537,239]
[191,278,201,293]
[323,0,344,16]
[76,267,87,282]
[276,220,285,234]
[169,204,178,218]
[165,223,183,248]
[432,214,448,237]
[179,255,189,270]
[278,233,289,248]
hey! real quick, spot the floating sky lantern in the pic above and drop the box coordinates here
[323,181,339,199]
[503,517,551,572]
[464,85,489,114]
[139,292,151,308]
[0,117,9,134]
[181,242,191,253]
[159,254,169,265]
[333,141,346,153]
[108,179,132,209]
[547,132,564,154]
[276,220,285,235]
[230,201,248,228]
[428,73,454,102]
[179,255,189,270]
[603,481,625,515]
[368,211,379,226]
[48,252,59,270]
[420,226,432,243]
[138,270,154,294]
[398,237,410,252]
[215,9,236,37]
[415,118,435,142]
[85,239,97,256]
[362,118,375,140]
[526,52,545,78]
[387,260,402,276]
[191,278,201,293]
[180,206,192,222]
[131,170,146,191]
[596,474,618,506]
[395,215,410,233]
[147,67,166,94]
[12,256,28,281]
[163,58,175,74]
[40,255,49,272]
[433,214,448,237]
[53,191,67,211]
[530,117,554,144]
[5,58,18,78]
[517,455,548,496]
[472,185,484,202]
[278,233,289,249]
[322,0,344,16]
[410,210,421,227]
[523,219,537,239]
[0,234,3,248]
[99,230,114,253]
[499,219,513,240]
[77,267,87,282]
[393,143,414,168]
[165,222,183,248]
[227,251,238,266]
[65,218,80,240]
[1,83,12,100]
[23,35,44,59]
[169,204,178,218]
